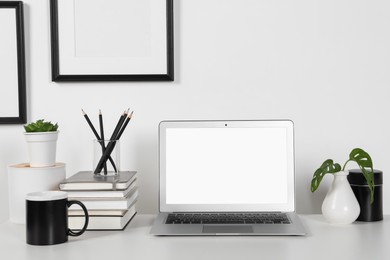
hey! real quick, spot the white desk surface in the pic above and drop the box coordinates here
[0,214,388,260]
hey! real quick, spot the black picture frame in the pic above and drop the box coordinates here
[50,0,174,82]
[0,1,27,124]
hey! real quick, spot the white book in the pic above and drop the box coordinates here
[60,171,137,191]
[69,204,137,230]
[68,209,127,216]
[66,180,137,198]
[71,189,138,210]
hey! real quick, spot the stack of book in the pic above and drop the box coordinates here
[59,171,138,230]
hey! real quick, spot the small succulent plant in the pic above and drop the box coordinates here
[24,119,59,132]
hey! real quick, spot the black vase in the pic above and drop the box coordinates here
[348,169,383,222]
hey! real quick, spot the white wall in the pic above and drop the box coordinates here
[1,0,389,222]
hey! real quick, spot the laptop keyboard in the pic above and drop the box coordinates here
[165,213,291,224]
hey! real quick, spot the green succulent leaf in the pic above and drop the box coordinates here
[24,119,59,132]
[311,159,341,193]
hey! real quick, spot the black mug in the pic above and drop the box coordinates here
[26,191,89,245]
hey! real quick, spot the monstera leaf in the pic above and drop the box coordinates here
[311,159,341,192]
[346,148,374,203]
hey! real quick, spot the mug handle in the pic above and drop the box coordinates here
[67,200,89,236]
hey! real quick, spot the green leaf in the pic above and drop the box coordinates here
[311,159,341,192]
[24,119,59,132]
[349,148,372,168]
[349,148,375,203]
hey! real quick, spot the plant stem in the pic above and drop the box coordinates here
[342,159,352,171]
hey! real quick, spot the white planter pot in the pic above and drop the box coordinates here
[24,131,58,167]
[7,163,66,224]
[322,171,360,224]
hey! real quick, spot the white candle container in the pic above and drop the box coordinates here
[7,163,66,224]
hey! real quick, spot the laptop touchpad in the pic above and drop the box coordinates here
[203,225,253,234]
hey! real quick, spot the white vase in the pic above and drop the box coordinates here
[24,131,59,167]
[322,171,360,224]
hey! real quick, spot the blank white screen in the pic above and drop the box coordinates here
[165,127,288,205]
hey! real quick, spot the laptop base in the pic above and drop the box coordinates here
[150,212,306,236]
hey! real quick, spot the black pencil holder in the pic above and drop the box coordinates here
[348,169,383,222]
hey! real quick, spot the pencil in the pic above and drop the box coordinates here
[82,109,117,172]
[82,109,100,140]
[99,110,108,175]
[94,109,132,174]
[110,109,128,141]
[116,111,134,140]
[94,110,128,174]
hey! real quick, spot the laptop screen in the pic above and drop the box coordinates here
[159,120,295,212]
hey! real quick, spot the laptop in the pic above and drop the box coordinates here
[150,120,306,235]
